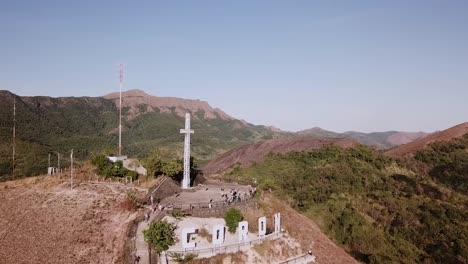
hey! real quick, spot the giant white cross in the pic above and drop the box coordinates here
[180,113,194,189]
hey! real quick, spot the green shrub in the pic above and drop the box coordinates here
[91,154,128,177]
[126,170,139,180]
[143,220,176,254]
[224,208,244,234]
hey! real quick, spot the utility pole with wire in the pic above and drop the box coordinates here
[57,152,60,177]
[70,149,74,190]
[118,64,123,157]
[12,95,16,178]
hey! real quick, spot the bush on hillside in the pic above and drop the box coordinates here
[91,154,129,177]
[143,220,176,254]
[224,208,244,234]
[224,143,468,263]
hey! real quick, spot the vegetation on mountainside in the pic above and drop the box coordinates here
[224,208,244,234]
[414,134,468,194]
[225,141,468,264]
[144,219,176,254]
[0,91,282,179]
[143,149,200,185]
[144,149,184,178]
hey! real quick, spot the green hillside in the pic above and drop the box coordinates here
[224,135,468,263]
[0,90,282,179]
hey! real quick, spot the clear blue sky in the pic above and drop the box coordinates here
[1,0,467,133]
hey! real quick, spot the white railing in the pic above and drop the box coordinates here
[164,232,283,257]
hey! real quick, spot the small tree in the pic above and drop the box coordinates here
[91,155,129,177]
[143,220,176,254]
[145,150,163,177]
[161,160,183,178]
[224,208,244,234]
[91,154,111,175]
[112,160,128,177]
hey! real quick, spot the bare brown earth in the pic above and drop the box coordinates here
[0,173,140,264]
[103,89,232,120]
[202,136,358,176]
[385,122,468,157]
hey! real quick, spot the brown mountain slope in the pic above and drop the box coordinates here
[103,89,232,120]
[385,122,468,157]
[202,136,358,176]
[298,127,428,149]
[386,131,428,146]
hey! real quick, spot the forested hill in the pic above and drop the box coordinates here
[0,90,285,179]
[223,134,468,263]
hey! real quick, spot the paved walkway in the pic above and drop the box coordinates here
[134,210,165,264]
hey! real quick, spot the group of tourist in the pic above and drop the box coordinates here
[220,186,256,204]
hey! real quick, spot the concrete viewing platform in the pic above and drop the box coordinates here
[160,183,253,209]
[134,182,255,264]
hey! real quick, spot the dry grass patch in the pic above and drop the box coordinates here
[190,252,247,264]
[253,238,301,261]
[197,227,212,243]
[252,239,272,256]
[242,206,265,233]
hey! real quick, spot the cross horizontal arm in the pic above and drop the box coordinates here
[180,129,194,134]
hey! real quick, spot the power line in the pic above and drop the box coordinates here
[119,64,123,156]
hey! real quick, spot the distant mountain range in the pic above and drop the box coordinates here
[0,89,436,178]
[0,89,282,178]
[385,122,468,156]
[297,127,428,149]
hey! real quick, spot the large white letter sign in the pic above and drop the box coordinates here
[238,221,249,242]
[182,227,196,249]
[274,213,281,233]
[212,224,225,245]
[258,216,266,237]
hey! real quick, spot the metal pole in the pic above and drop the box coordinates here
[118,64,123,156]
[12,95,15,178]
[70,149,74,190]
[57,152,60,177]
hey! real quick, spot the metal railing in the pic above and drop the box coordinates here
[163,196,254,211]
[165,231,283,256]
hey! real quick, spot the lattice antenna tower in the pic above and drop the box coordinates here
[118,64,123,156]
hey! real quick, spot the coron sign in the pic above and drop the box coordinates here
[181,213,281,249]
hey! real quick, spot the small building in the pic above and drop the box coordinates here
[108,155,128,163]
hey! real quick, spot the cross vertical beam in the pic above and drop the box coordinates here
[180,113,194,189]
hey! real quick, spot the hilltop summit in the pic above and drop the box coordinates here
[385,122,468,156]
[103,89,232,120]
